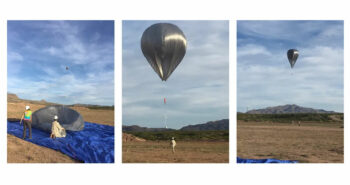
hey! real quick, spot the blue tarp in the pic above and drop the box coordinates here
[8,121,114,163]
[237,157,297,163]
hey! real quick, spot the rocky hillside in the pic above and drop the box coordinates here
[8,93,55,105]
[246,104,335,114]
[122,133,146,142]
[180,119,229,131]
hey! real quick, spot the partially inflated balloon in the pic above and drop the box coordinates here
[287,49,299,68]
[141,23,187,81]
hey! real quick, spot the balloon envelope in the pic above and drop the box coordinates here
[287,49,299,68]
[32,105,84,133]
[141,23,187,81]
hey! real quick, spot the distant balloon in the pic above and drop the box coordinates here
[66,66,69,70]
[141,23,187,81]
[287,49,299,68]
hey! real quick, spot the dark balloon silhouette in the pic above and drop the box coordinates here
[287,49,299,68]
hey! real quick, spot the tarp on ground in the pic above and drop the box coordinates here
[7,121,114,163]
[237,157,297,163]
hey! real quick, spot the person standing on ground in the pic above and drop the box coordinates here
[20,105,32,139]
[171,137,176,154]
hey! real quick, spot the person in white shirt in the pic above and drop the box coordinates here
[171,137,176,154]
[50,115,66,139]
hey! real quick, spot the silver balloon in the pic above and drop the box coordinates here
[287,49,299,68]
[141,23,187,81]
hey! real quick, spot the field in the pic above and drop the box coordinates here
[237,120,343,163]
[7,95,114,163]
[123,141,229,163]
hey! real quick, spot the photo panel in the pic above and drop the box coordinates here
[7,20,115,163]
[237,20,344,163]
[122,20,229,163]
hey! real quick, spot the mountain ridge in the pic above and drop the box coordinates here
[246,104,336,114]
[123,119,229,132]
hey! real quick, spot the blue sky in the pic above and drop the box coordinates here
[8,21,114,105]
[237,21,344,112]
[123,21,229,129]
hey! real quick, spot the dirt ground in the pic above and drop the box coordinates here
[237,121,343,163]
[7,100,114,163]
[123,141,229,163]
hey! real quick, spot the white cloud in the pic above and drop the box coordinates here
[237,44,272,57]
[8,52,23,62]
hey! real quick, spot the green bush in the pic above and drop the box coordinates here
[237,113,343,123]
[125,130,229,141]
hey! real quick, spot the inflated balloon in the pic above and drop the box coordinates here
[32,105,84,133]
[287,49,299,68]
[141,23,187,81]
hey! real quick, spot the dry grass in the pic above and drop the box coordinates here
[7,100,114,163]
[123,141,229,163]
[7,135,79,163]
[237,121,343,163]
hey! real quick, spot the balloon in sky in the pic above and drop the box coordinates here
[287,49,299,68]
[141,23,187,81]
[66,66,69,70]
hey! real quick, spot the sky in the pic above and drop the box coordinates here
[123,21,229,129]
[8,21,114,105]
[237,21,344,113]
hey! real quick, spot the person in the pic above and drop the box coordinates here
[20,105,32,139]
[171,137,176,154]
[50,115,66,139]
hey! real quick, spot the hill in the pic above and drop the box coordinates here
[246,104,335,114]
[123,119,229,132]
[122,133,146,142]
[180,119,229,131]
[8,93,55,105]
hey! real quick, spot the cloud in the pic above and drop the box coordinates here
[237,44,272,57]
[8,51,24,62]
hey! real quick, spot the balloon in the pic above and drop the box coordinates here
[66,66,69,70]
[141,23,187,81]
[287,49,299,68]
